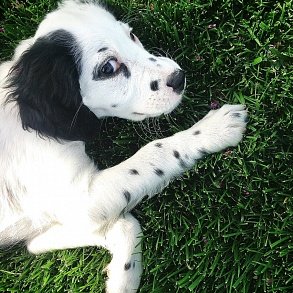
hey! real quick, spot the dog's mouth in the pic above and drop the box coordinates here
[132,112,146,116]
[130,95,183,121]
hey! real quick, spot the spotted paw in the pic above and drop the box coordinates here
[105,258,142,293]
[190,104,248,153]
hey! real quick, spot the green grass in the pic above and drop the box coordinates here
[0,0,292,292]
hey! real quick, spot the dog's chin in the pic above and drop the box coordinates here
[129,99,183,121]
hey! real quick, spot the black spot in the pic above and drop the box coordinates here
[155,142,163,148]
[149,57,157,62]
[231,112,241,118]
[173,150,188,168]
[111,104,118,108]
[150,80,159,91]
[123,190,131,204]
[98,47,108,52]
[132,112,145,116]
[124,262,131,270]
[244,115,249,123]
[154,168,164,176]
[133,262,136,268]
[129,169,139,175]
[173,150,180,159]
[199,148,209,156]
[193,130,201,135]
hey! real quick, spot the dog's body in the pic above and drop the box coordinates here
[0,1,248,292]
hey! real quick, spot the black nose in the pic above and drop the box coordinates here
[166,70,185,94]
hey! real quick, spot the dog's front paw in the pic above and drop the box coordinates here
[192,104,248,153]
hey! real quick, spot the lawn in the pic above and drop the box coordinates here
[0,0,292,292]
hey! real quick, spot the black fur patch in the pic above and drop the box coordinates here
[124,262,131,270]
[173,150,180,159]
[154,168,164,176]
[150,80,159,91]
[123,190,131,203]
[149,57,157,62]
[129,169,139,175]
[155,142,163,148]
[173,150,189,168]
[5,29,100,141]
[193,130,201,135]
[231,112,241,118]
[172,150,188,168]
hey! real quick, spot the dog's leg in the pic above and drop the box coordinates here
[27,214,142,293]
[89,104,248,219]
[103,213,142,293]
[26,220,105,254]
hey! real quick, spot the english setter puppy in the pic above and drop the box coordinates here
[0,1,248,292]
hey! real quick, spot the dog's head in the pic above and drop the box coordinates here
[6,0,185,140]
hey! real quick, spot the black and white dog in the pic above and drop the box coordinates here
[0,1,248,292]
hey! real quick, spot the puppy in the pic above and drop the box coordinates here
[0,1,248,292]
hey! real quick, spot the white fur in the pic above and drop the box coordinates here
[0,1,248,292]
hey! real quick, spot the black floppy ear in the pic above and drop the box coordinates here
[6,29,100,141]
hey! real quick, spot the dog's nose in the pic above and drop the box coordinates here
[166,69,185,94]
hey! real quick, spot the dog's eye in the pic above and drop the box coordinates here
[130,32,136,42]
[101,58,119,75]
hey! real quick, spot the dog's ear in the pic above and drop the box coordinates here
[6,29,100,141]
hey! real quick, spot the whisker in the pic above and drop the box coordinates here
[145,118,154,139]
[121,14,139,24]
[141,118,155,141]
[131,121,149,143]
[157,117,168,136]
[70,102,83,131]
[152,117,162,138]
